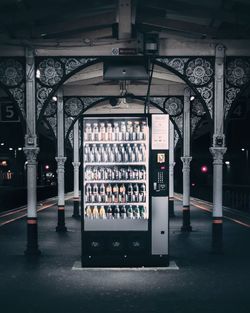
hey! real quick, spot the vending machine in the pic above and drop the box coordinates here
[81,114,169,267]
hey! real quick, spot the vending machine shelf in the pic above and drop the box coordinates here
[84,162,147,166]
[84,140,146,145]
[84,180,147,184]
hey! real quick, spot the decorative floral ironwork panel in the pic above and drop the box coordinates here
[225,57,250,119]
[191,98,206,117]
[164,96,183,116]
[172,114,183,137]
[64,97,83,117]
[64,96,105,139]
[150,96,165,110]
[156,57,214,119]
[46,117,57,137]
[35,57,99,121]
[44,100,57,117]
[191,115,201,135]
[0,57,25,117]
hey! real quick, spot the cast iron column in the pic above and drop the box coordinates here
[72,120,80,218]
[181,87,192,231]
[209,44,227,254]
[169,121,175,217]
[23,48,40,255]
[56,88,67,232]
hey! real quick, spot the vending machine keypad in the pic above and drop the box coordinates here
[151,151,168,197]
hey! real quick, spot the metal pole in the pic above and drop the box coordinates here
[55,88,67,232]
[23,47,40,255]
[169,121,175,217]
[209,44,227,253]
[181,87,192,231]
[72,120,80,218]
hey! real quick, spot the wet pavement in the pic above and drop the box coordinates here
[0,196,250,313]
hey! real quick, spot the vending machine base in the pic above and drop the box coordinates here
[81,231,169,268]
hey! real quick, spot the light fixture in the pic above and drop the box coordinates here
[225,161,230,165]
[52,96,57,102]
[45,165,50,170]
[241,148,245,151]
[18,147,22,151]
[9,147,13,151]
[36,69,41,78]
[190,95,195,101]
[201,165,208,173]
[0,142,4,146]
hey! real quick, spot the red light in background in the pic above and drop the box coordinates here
[201,165,208,173]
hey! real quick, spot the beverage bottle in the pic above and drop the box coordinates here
[127,183,133,202]
[139,183,146,202]
[100,167,105,180]
[120,205,127,219]
[128,167,134,180]
[99,205,106,219]
[93,183,99,202]
[92,205,99,219]
[134,168,139,180]
[133,121,139,141]
[100,183,106,202]
[113,166,119,180]
[106,205,113,219]
[86,183,92,202]
[106,183,112,203]
[134,183,139,202]
[89,146,94,163]
[133,144,139,161]
[84,144,90,162]
[85,123,92,141]
[100,123,106,141]
[119,144,125,160]
[114,205,120,219]
[127,121,133,140]
[119,183,126,203]
[91,166,95,180]
[93,123,99,141]
[127,205,133,219]
[99,144,104,161]
[140,205,146,219]
[120,121,126,140]
[133,205,140,219]
[114,122,120,141]
[141,121,147,140]
[139,144,146,161]
[85,205,92,218]
[107,123,113,141]
[113,183,119,203]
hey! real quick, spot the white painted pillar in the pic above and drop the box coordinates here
[169,121,175,217]
[23,47,40,255]
[181,87,192,231]
[72,120,80,218]
[55,88,67,232]
[209,44,227,253]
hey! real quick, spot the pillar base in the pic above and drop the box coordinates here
[211,218,223,254]
[169,198,175,217]
[56,206,67,232]
[24,219,41,256]
[72,198,80,218]
[181,206,192,232]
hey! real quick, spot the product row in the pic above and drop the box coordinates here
[84,120,147,142]
[85,166,147,181]
[85,204,147,219]
[84,143,146,163]
[85,183,147,204]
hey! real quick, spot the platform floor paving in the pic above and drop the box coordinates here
[0,197,250,313]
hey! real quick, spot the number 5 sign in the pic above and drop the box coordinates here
[0,100,19,122]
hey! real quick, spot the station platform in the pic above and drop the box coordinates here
[0,194,250,313]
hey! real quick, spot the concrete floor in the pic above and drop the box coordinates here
[0,198,250,313]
